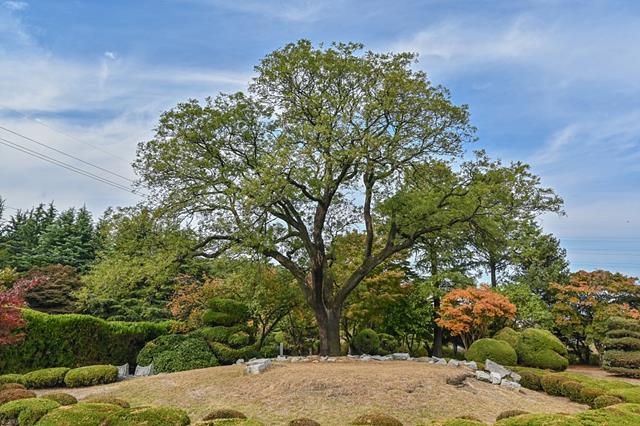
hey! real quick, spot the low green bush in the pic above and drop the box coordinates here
[0,374,24,385]
[0,310,170,374]
[580,387,606,406]
[607,387,640,403]
[603,350,640,370]
[0,388,36,404]
[425,419,485,426]
[0,397,59,426]
[22,367,70,389]
[465,338,517,366]
[351,413,403,425]
[494,327,520,351]
[208,342,257,365]
[516,329,568,371]
[41,392,78,406]
[352,329,380,355]
[63,365,118,388]
[593,394,624,408]
[105,406,190,426]
[35,402,123,425]
[153,337,218,373]
[203,408,247,420]
[495,413,580,425]
[203,298,251,327]
[83,396,130,408]
[517,371,542,391]
[496,410,528,421]
[540,374,570,396]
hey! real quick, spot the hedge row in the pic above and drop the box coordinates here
[0,365,118,389]
[0,309,171,374]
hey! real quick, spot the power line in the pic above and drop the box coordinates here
[0,136,142,196]
[0,125,135,184]
[2,108,128,161]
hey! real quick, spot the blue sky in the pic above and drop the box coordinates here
[0,0,639,276]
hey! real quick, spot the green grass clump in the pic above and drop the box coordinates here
[83,396,130,408]
[516,329,568,371]
[36,402,123,426]
[593,394,624,408]
[104,406,190,426]
[40,393,77,406]
[0,397,59,426]
[63,365,118,388]
[496,410,529,421]
[22,367,70,389]
[0,383,26,391]
[495,413,580,425]
[466,338,517,366]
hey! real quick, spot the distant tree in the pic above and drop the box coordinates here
[501,282,554,329]
[551,270,640,363]
[23,264,82,314]
[0,277,41,345]
[437,285,516,349]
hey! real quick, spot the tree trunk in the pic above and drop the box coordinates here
[432,295,443,357]
[315,306,342,356]
[489,260,497,287]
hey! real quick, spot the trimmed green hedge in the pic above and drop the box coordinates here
[105,406,190,426]
[0,397,59,426]
[516,328,568,371]
[22,368,70,389]
[64,365,118,388]
[0,310,171,374]
[36,402,123,425]
[604,317,640,378]
[466,338,517,366]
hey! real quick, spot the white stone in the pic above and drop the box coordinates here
[462,361,477,371]
[276,355,288,362]
[117,363,129,379]
[500,379,522,390]
[448,359,460,367]
[433,357,447,365]
[235,359,245,365]
[245,358,272,375]
[485,359,511,378]
[415,357,433,363]
[490,371,502,385]
[134,364,153,377]
[475,371,491,382]
[510,372,521,383]
[359,355,372,362]
[392,353,410,360]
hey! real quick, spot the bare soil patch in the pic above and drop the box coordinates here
[567,365,640,385]
[38,360,587,425]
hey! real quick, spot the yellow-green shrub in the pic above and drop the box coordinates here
[63,365,118,387]
[22,367,70,389]
[0,397,59,426]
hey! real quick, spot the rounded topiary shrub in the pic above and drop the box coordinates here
[105,406,190,426]
[137,334,218,373]
[593,394,623,408]
[351,413,403,426]
[603,317,640,378]
[36,402,123,426]
[0,374,23,385]
[580,387,606,406]
[83,396,130,408]
[540,374,571,397]
[41,392,78,406]
[494,327,520,351]
[63,365,118,387]
[466,338,517,366]
[352,329,380,355]
[496,410,529,421]
[517,371,542,391]
[0,388,36,404]
[22,367,70,389]
[515,328,568,371]
[0,397,59,425]
[203,408,247,420]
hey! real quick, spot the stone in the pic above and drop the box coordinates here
[134,364,153,377]
[462,361,477,371]
[235,359,245,365]
[490,372,502,385]
[392,353,410,360]
[510,372,522,383]
[359,355,372,362]
[117,363,129,379]
[475,371,491,382]
[485,359,511,378]
[433,357,447,365]
[447,359,460,367]
[245,358,272,375]
[276,355,289,362]
[500,379,522,390]
[326,357,337,363]
[415,357,433,363]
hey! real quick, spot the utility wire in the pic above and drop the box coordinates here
[0,125,135,184]
[2,108,128,161]
[0,136,142,196]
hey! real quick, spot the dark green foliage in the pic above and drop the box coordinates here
[496,410,529,421]
[21,368,70,389]
[105,406,191,426]
[377,333,399,355]
[561,380,584,403]
[203,298,251,327]
[0,397,59,426]
[63,365,118,388]
[516,328,568,371]
[83,396,130,408]
[288,418,321,426]
[208,342,257,365]
[517,371,542,391]
[352,329,380,355]
[0,310,170,374]
[593,395,624,408]
[203,408,247,420]
[465,338,517,366]
[41,393,77,406]
[351,413,403,425]
[540,374,570,396]
[494,327,520,350]
[137,334,218,373]
[36,402,123,426]
[603,317,640,378]
[580,387,606,406]
[23,265,82,314]
[0,388,36,404]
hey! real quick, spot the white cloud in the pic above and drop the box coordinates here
[104,51,117,60]
[3,1,28,11]
[199,0,337,22]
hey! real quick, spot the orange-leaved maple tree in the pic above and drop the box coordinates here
[0,277,42,346]
[436,285,516,349]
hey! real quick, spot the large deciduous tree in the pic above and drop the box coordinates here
[136,41,540,355]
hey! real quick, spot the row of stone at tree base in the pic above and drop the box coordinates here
[475,359,522,390]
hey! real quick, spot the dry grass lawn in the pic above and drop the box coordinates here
[38,360,587,425]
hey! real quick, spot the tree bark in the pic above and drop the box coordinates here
[432,295,443,357]
[315,306,342,356]
[489,260,497,287]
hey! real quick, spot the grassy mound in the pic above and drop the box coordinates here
[352,329,380,355]
[203,408,247,420]
[22,368,70,389]
[288,418,321,426]
[0,397,59,425]
[83,396,130,408]
[41,393,78,406]
[104,406,190,426]
[64,365,118,387]
[466,338,517,366]
[515,328,568,371]
[0,388,36,404]
[35,402,123,425]
[494,327,520,351]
